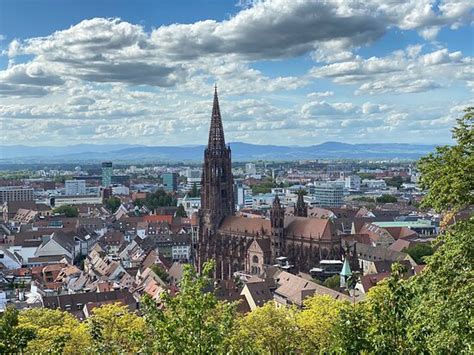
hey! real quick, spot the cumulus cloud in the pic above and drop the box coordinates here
[311,46,470,94]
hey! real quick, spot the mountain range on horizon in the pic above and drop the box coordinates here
[0,141,437,163]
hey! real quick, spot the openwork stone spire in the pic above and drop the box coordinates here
[208,85,226,153]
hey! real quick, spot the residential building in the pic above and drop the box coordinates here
[344,175,361,191]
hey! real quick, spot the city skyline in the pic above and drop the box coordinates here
[0,0,472,147]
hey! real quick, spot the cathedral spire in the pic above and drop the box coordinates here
[208,85,226,152]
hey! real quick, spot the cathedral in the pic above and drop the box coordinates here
[197,87,341,279]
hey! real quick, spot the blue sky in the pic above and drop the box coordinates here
[0,0,472,146]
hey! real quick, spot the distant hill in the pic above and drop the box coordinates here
[0,142,436,163]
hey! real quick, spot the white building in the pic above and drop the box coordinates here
[50,195,102,207]
[184,169,202,190]
[245,163,257,175]
[65,180,86,195]
[112,185,130,196]
[363,179,387,189]
[177,195,201,217]
[313,181,345,207]
[344,175,361,191]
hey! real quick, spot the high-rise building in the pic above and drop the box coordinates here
[162,173,178,192]
[313,181,344,207]
[101,162,113,187]
[65,180,86,195]
[0,186,34,203]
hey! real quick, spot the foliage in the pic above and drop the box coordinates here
[331,301,371,353]
[375,194,398,203]
[229,302,299,354]
[296,295,345,353]
[406,218,474,353]
[104,196,122,213]
[142,189,177,210]
[322,274,340,290]
[365,263,413,353]
[251,178,277,194]
[0,306,35,354]
[53,204,79,217]
[175,203,188,218]
[418,106,473,213]
[357,172,376,180]
[353,196,375,203]
[87,303,146,354]
[18,308,90,354]
[142,260,236,354]
[403,243,434,264]
[189,182,200,197]
[385,175,406,188]
[150,263,169,283]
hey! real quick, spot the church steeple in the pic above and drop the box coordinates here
[294,189,308,217]
[208,85,226,153]
[200,87,235,233]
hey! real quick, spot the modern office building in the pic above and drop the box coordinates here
[101,162,113,187]
[65,180,86,195]
[0,186,34,203]
[162,173,178,192]
[184,169,202,190]
[313,181,345,207]
[50,195,103,208]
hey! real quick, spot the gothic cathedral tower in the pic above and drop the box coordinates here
[200,86,235,235]
[270,195,285,261]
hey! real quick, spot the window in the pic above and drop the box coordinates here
[252,255,259,264]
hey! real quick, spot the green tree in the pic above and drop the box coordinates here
[142,260,236,354]
[407,218,474,353]
[331,301,371,353]
[229,302,299,354]
[403,243,434,264]
[385,175,405,189]
[87,303,146,354]
[296,295,345,353]
[175,204,187,218]
[189,183,199,197]
[375,194,398,203]
[366,263,413,353]
[53,205,79,217]
[322,274,340,290]
[18,308,90,354]
[0,306,36,353]
[150,264,169,283]
[143,189,177,210]
[104,196,122,213]
[418,106,473,214]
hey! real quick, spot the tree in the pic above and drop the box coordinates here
[18,308,90,354]
[189,183,199,197]
[142,261,236,354]
[403,243,434,264]
[0,306,35,353]
[104,196,122,213]
[296,295,345,353]
[143,189,177,210]
[87,303,146,354]
[53,205,79,217]
[331,301,371,353]
[385,175,405,189]
[365,263,413,353]
[376,194,397,203]
[418,106,473,213]
[406,218,474,353]
[150,263,169,283]
[175,204,187,218]
[322,274,340,290]
[229,302,299,354]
